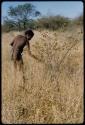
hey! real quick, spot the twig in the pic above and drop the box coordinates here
[57,40,79,82]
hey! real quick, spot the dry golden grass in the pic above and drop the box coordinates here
[2,28,84,124]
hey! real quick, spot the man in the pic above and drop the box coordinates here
[10,29,34,70]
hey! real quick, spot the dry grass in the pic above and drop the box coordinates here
[2,28,84,124]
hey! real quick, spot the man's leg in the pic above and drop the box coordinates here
[18,54,23,71]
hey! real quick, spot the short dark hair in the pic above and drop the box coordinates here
[25,29,34,37]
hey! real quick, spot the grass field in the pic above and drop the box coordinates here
[2,27,84,124]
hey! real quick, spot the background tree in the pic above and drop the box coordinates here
[6,3,41,31]
[2,17,17,32]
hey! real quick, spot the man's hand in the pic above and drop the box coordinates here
[26,42,44,62]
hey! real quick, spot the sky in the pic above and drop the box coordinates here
[1,1,83,23]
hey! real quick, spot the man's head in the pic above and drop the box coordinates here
[24,29,34,40]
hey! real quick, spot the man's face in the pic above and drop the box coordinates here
[26,35,32,40]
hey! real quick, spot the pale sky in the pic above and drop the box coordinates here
[1,1,83,23]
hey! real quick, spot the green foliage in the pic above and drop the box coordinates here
[8,4,36,20]
[3,3,41,32]
[35,11,41,17]
[35,15,70,30]
[2,17,17,32]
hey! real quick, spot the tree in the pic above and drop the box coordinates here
[7,3,41,31]
[35,11,41,17]
[2,17,17,32]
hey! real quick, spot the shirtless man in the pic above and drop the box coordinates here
[10,29,34,70]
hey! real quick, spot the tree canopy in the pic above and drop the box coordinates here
[3,3,41,31]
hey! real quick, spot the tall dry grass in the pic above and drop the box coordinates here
[2,28,84,124]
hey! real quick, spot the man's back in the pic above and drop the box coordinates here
[10,29,34,63]
[11,35,27,50]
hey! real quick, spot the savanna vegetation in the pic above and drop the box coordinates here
[2,3,84,124]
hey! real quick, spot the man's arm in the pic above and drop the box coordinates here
[27,42,31,55]
[26,42,42,61]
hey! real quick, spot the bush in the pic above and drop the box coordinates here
[35,15,70,30]
[2,14,83,32]
[73,15,83,26]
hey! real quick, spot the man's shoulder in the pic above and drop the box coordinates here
[13,35,27,41]
[15,35,25,39]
